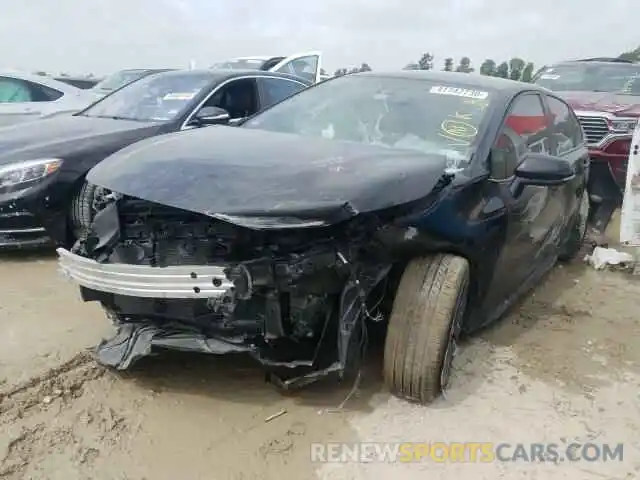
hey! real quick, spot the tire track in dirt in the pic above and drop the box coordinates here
[0,352,111,478]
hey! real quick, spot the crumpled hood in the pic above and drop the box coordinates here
[0,115,163,165]
[558,91,640,116]
[87,126,453,225]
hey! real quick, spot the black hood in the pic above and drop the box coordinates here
[87,126,453,226]
[0,115,165,165]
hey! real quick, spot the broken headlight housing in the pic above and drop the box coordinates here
[0,158,63,192]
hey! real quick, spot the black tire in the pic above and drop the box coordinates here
[70,181,113,243]
[559,190,589,261]
[383,254,469,404]
[70,181,98,242]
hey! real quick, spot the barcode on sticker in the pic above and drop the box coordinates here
[429,86,488,99]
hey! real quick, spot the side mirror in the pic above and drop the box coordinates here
[514,152,574,186]
[191,106,230,126]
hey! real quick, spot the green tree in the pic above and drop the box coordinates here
[509,58,525,81]
[479,59,496,76]
[359,62,372,72]
[418,53,434,70]
[455,57,473,73]
[521,62,535,82]
[333,68,347,76]
[320,68,327,75]
[443,58,454,71]
[618,46,640,62]
[496,62,509,79]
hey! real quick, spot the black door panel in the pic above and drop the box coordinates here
[483,92,558,313]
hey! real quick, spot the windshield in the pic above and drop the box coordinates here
[243,75,493,165]
[212,58,268,70]
[534,63,640,94]
[92,70,149,91]
[81,72,213,122]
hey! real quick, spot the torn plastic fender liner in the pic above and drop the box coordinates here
[336,261,392,374]
[95,322,253,370]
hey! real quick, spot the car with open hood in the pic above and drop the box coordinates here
[533,57,640,233]
[0,71,99,127]
[0,69,311,248]
[57,71,589,404]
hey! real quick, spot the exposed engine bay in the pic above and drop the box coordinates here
[61,192,419,388]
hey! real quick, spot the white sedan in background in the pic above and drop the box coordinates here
[0,71,101,127]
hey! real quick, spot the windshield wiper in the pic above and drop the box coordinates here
[86,115,141,121]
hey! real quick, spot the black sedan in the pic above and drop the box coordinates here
[57,71,589,404]
[0,69,312,248]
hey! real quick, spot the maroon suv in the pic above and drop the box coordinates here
[533,57,640,232]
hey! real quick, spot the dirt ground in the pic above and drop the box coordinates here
[1,214,639,479]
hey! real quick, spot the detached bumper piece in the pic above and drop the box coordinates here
[0,211,50,248]
[56,248,235,299]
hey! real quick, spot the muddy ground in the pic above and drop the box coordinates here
[1,214,639,479]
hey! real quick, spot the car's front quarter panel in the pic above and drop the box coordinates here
[377,176,508,330]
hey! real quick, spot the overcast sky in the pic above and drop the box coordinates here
[1,0,635,75]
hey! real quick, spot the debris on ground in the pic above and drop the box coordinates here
[264,409,287,423]
[584,246,636,271]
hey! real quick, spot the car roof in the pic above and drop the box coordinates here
[553,60,640,67]
[115,68,171,73]
[0,70,87,93]
[229,56,273,61]
[153,68,313,84]
[353,70,547,95]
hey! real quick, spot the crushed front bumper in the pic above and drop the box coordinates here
[56,248,235,299]
[56,247,387,390]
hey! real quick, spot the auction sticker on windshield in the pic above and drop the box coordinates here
[429,86,489,99]
[163,92,197,101]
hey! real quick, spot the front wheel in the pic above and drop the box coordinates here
[383,254,470,404]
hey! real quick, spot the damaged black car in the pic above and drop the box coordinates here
[57,71,589,404]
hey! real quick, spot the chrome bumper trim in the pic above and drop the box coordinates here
[56,248,234,299]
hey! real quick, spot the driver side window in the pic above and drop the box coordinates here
[199,78,259,120]
[490,93,550,180]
